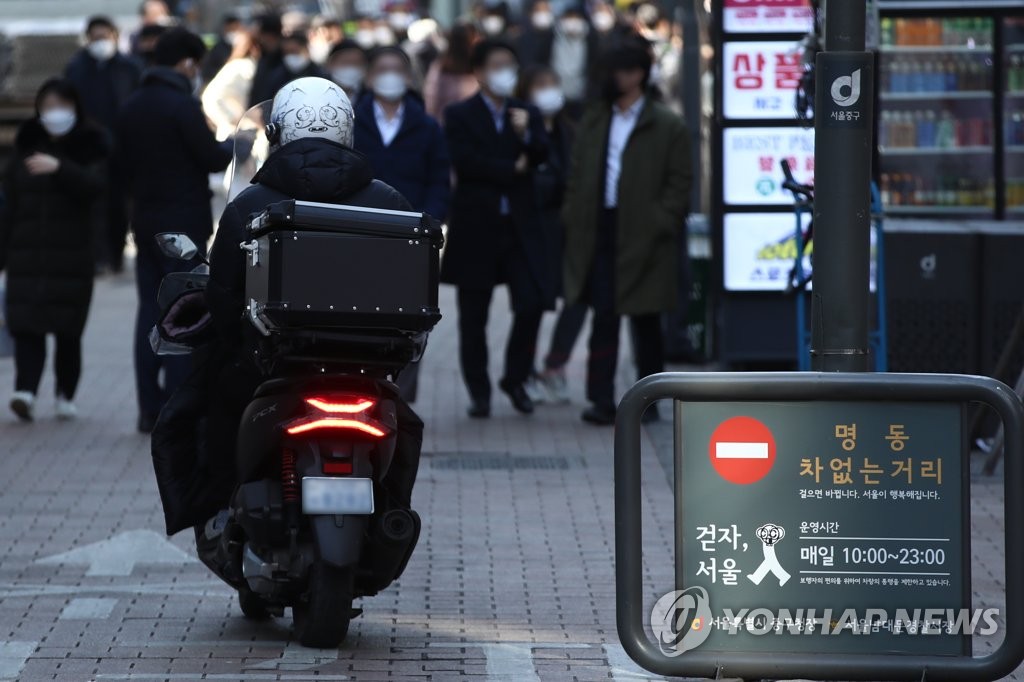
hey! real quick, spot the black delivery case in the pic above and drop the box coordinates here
[243,200,443,334]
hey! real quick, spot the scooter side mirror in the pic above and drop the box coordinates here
[155,233,199,261]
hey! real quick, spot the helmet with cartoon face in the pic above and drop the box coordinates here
[269,77,354,148]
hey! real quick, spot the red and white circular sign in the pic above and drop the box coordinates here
[708,416,776,484]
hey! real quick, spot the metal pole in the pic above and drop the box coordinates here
[811,0,873,372]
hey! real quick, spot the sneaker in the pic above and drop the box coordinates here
[10,391,35,422]
[539,368,570,404]
[56,395,78,420]
[524,373,546,404]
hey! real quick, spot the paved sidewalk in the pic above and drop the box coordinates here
[0,272,1016,681]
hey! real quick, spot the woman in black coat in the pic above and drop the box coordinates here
[0,79,109,421]
[514,65,586,404]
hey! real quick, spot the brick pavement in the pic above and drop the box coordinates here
[0,272,1017,681]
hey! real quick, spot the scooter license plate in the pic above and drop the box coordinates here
[301,477,375,515]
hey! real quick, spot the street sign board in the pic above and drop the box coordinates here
[614,372,1024,681]
[678,400,967,656]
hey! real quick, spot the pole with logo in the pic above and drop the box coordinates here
[811,0,873,372]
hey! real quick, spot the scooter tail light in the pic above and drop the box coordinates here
[304,397,376,414]
[286,418,387,437]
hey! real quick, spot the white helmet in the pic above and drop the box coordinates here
[269,77,355,148]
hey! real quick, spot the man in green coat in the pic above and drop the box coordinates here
[561,38,692,425]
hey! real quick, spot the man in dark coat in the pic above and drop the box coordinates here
[248,14,284,106]
[116,28,233,433]
[64,15,141,272]
[562,39,692,425]
[252,32,325,105]
[354,49,450,237]
[442,39,551,418]
[354,46,451,402]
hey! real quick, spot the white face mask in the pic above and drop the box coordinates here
[389,12,413,30]
[373,71,408,101]
[309,40,330,64]
[560,17,587,37]
[374,26,396,46]
[355,29,376,48]
[40,108,77,137]
[332,66,364,91]
[225,30,244,46]
[88,38,117,61]
[532,86,565,116]
[283,53,311,73]
[592,11,616,32]
[532,11,554,29]
[487,67,518,97]
[482,16,506,35]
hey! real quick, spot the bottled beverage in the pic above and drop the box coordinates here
[1009,55,1023,92]
[895,18,907,46]
[936,110,956,148]
[892,61,907,92]
[944,57,957,92]
[881,17,894,46]
[910,58,926,92]
[880,110,892,146]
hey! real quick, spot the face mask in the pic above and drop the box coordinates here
[374,72,408,101]
[592,11,615,32]
[332,66,364,90]
[309,40,330,64]
[225,30,244,46]
[532,86,564,116]
[560,17,587,37]
[355,29,376,48]
[283,53,311,73]
[192,73,203,94]
[482,16,505,36]
[487,67,518,97]
[88,39,116,61]
[40,108,76,137]
[374,26,396,46]
[389,12,413,30]
[532,11,554,29]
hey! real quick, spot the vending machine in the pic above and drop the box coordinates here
[876,6,1023,219]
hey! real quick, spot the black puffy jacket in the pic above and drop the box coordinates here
[0,119,109,335]
[206,138,412,344]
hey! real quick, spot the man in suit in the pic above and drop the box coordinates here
[442,39,552,418]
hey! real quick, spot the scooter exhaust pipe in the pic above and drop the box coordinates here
[360,509,421,594]
[379,509,416,545]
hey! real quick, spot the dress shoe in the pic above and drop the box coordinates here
[499,379,534,414]
[467,401,491,419]
[582,404,616,426]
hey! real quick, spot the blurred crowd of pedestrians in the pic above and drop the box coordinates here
[0,0,695,427]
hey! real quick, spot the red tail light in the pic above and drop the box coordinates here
[304,397,375,414]
[287,418,386,437]
[285,394,389,438]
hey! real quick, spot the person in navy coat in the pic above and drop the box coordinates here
[354,47,450,225]
[354,46,451,401]
[442,39,553,418]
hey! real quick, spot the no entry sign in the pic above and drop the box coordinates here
[709,416,777,484]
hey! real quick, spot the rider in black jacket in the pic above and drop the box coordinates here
[161,77,419,531]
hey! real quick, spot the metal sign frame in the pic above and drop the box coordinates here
[614,372,1024,681]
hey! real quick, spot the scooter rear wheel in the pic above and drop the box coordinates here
[292,561,354,648]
